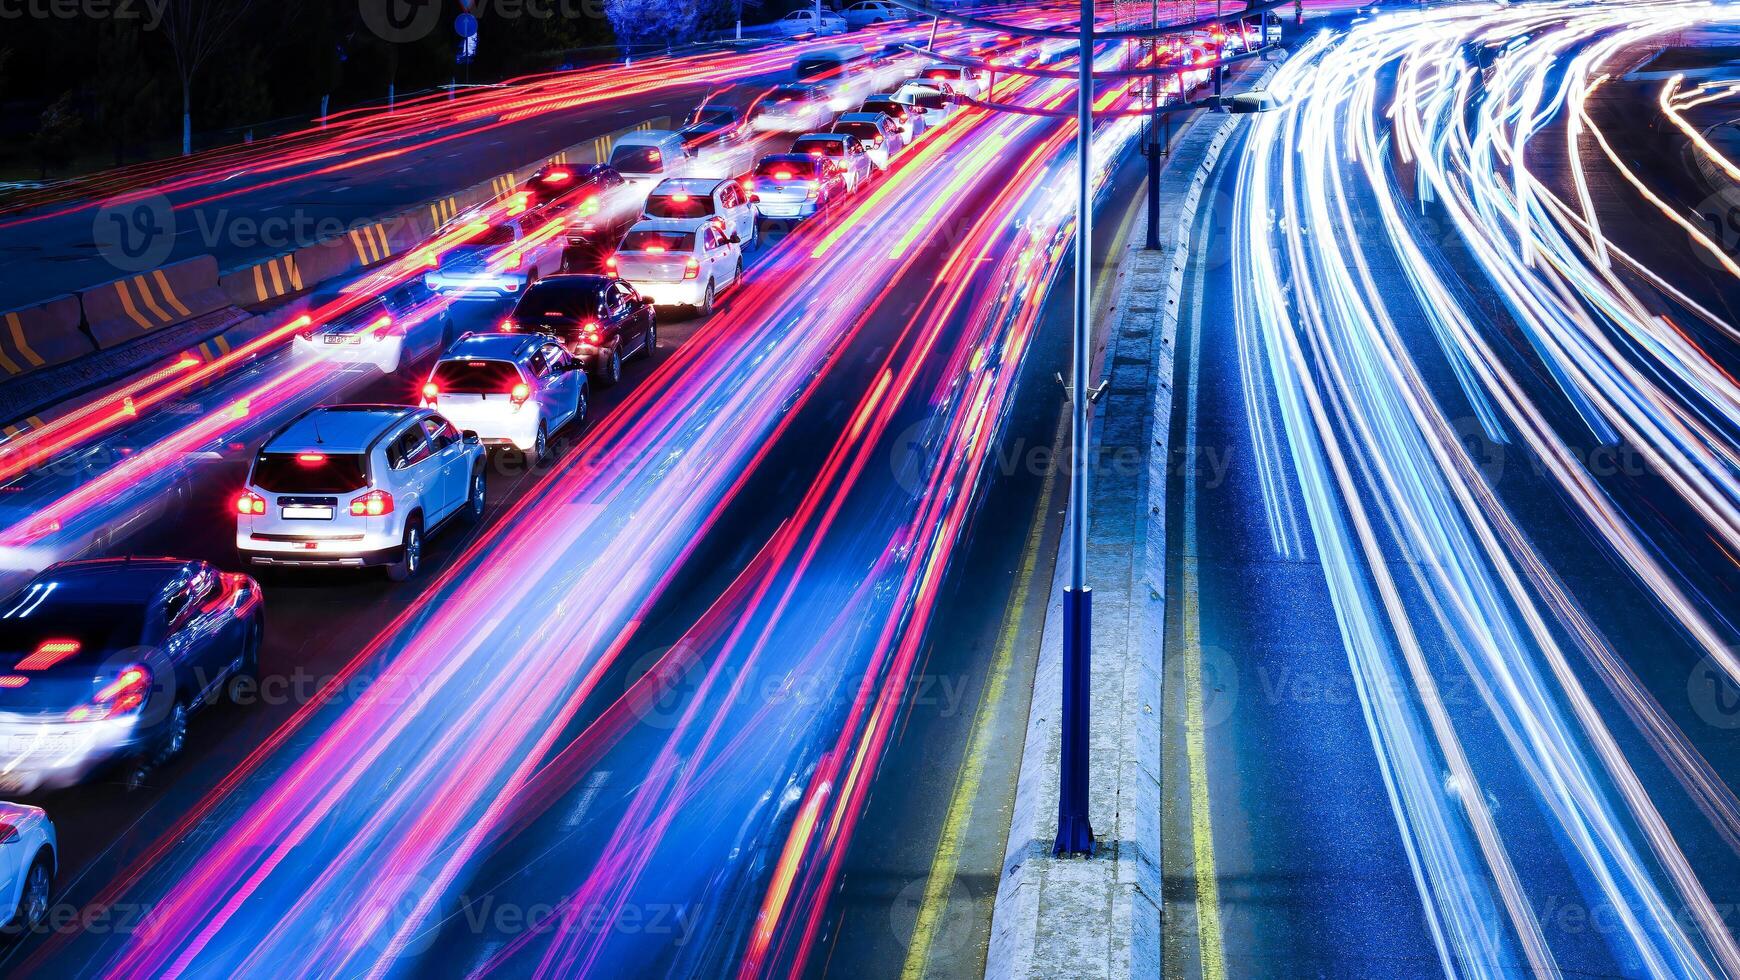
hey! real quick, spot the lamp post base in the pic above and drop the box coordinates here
[1054,586,1096,857]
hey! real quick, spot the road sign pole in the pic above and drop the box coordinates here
[1055,0,1097,860]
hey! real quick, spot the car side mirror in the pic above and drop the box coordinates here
[727,234,742,245]
[749,193,762,204]
[463,431,481,446]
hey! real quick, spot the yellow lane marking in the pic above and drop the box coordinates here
[901,408,1066,980]
[1180,200,1226,980]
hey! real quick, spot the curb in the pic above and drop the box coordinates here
[984,60,1278,980]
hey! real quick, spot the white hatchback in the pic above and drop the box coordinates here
[843,1,905,27]
[642,177,758,247]
[610,217,744,315]
[0,803,54,934]
[421,333,587,463]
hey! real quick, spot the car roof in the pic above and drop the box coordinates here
[614,129,680,147]
[760,153,818,165]
[29,557,196,604]
[650,177,728,195]
[265,405,419,453]
[628,216,718,234]
[524,273,614,294]
[836,113,888,123]
[440,333,544,362]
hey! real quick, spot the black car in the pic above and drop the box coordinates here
[678,104,749,151]
[0,558,263,792]
[504,274,656,385]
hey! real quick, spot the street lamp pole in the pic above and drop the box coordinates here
[1054,0,1096,859]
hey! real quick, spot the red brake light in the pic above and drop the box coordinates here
[510,382,531,404]
[500,318,515,331]
[683,257,701,280]
[297,453,326,464]
[421,382,440,402]
[670,192,690,203]
[236,491,267,515]
[68,665,151,722]
[646,245,666,254]
[605,255,617,269]
[16,639,81,671]
[774,170,794,180]
[349,489,393,517]
[648,149,662,162]
[545,169,571,183]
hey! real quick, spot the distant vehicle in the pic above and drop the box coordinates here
[843,1,907,27]
[642,176,758,246]
[609,217,744,315]
[832,112,906,170]
[423,214,567,299]
[236,405,486,579]
[423,334,587,457]
[505,275,656,385]
[0,557,262,792]
[919,63,985,99]
[750,84,833,133]
[794,47,868,111]
[859,95,925,140]
[791,133,874,192]
[0,802,53,933]
[607,130,698,192]
[678,104,751,152]
[746,154,850,219]
[294,280,452,375]
[892,82,956,124]
[875,42,923,79]
[774,8,847,36]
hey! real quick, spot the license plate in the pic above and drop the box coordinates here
[2,732,74,755]
[282,505,334,520]
[323,335,361,345]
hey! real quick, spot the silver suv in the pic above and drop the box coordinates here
[235,405,488,580]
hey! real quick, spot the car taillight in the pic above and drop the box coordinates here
[236,491,266,516]
[774,170,794,180]
[510,382,531,404]
[67,665,151,722]
[297,323,318,340]
[671,192,690,203]
[545,169,571,183]
[421,382,439,402]
[805,181,820,196]
[582,319,603,344]
[500,318,515,331]
[605,255,617,269]
[349,489,393,517]
[684,257,701,279]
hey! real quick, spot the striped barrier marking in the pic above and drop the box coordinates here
[249,255,304,304]
[114,273,192,333]
[490,173,518,197]
[194,334,234,363]
[426,196,460,231]
[348,223,394,265]
[0,312,45,375]
[2,416,45,441]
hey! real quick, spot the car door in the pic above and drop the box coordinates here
[612,281,651,352]
[717,183,751,242]
[422,416,470,514]
[162,566,236,705]
[534,344,577,425]
[388,423,445,521]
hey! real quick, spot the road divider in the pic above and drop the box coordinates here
[0,294,91,378]
[80,256,236,350]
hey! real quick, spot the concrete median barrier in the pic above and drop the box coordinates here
[0,294,94,379]
[80,255,233,350]
[220,253,306,309]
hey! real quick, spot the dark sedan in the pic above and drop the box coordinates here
[0,558,263,792]
[504,274,656,385]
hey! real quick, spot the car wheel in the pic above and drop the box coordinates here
[575,386,589,426]
[464,468,486,523]
[634,319,656,361]
[599,347,623,387]
[388,519,423,582]
[699,280,716,317]
[229,620,261,700]
[11,852,50,933]
[528,423,549,466]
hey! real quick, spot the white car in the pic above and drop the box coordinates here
[422,333,587,461]
[750,84,834,134]
[843,1,905,27]
[832,112,906,170]
[775,9,847,36]
[293,284,451,375]
[0,803,54,933]
[791,133,874,192]
[918,63,986,100]
[642,177,758,248]
[424,215,566,300]
[236,405,487,580]
[606,130,698,193]
[893,82,957,125]
[610,217,744,315]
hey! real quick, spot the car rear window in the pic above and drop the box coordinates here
[792,137,847,157]
[252,452,369,494]
[833,122,881,142]
[756,158,814,178]
[645,192,717,218]
[0,606,147,658]
[609,145,665,174]
[621,230,695,252]
[693,106,738,125]
[768,87,811,102]
[862,100,903,117]
[433,359,525,393]
[517,283,601,321]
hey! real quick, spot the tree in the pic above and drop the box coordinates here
[89,23,159,167]
[603,0,702,56]
[30,93,81,178]
[157,0,258,155]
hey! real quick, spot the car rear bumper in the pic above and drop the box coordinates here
[237,521,401,564]
[424,271,526,298]
[628,278,708,307]
[431,404,542,451]
[0,716,144,793]
[755,197,819,218]
[294,335,402,371]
